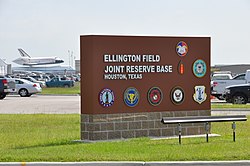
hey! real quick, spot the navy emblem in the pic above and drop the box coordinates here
[193,59,207,78]
[147,87,163,106]
[193,86,207,104]
[171,86,185,105]
[99,88,115,107]
[124,87,139,107]
[176,41,188,57]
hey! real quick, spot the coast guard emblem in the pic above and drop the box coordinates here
[171,86,185,105]
[147,87,163,106]
[124,87,139,107]
[99,88,115,107]
[193,86,207,104]
[176,41,188,57]
[193,59,207,78]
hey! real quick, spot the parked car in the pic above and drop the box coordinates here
[15,78,42,97]
[211,71,248,100]
[224,84,250,104]
[46,77,74,88]
[29,75,43,81]
[0,77,16,99]
[211,73,233,81]
[22,77,46,87]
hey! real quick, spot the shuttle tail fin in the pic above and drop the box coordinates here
[18,48,31,58]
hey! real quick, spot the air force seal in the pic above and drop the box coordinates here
[193,59,207,78]
[193,86,207,104]
[99,88,115,107]
[124,87,139,107]
[176,41,188,57]
[171,86,185,105]
[147,87,163,106]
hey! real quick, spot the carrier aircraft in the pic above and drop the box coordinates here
[13,48,64,66]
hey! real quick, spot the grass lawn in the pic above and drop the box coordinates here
[41,82,80,95]
[0,114,249,162]
[212,104,250,109]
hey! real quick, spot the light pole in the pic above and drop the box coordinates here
[68,50,71,68]
[71,51,74,68]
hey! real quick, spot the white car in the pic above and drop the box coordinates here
[22,77,46,87]
[15,78,42,97]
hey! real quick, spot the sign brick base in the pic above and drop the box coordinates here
[81,110,211,141]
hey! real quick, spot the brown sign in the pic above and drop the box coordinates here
[80,35,210,114]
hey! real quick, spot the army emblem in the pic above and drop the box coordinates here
[99,88,115,107]
[193,86,207,104]
[193,59,207,78]
[147,87,163,106]
[171,86,185,105]
[124,87,139,107]
[176,41,188,57]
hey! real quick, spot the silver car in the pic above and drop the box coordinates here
[22,77,46,87]
[15,78,42,97]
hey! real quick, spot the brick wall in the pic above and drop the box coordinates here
[81,110,211,141]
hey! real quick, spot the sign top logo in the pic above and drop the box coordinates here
[176,41,188,57]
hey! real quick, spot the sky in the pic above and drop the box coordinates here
[0,0,250,67]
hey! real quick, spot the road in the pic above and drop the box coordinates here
[1,95,250,115]
[0,95,80,114]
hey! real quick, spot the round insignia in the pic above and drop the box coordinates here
[124,87,139,107]
[170,86,185,105]
[147,87,163,106]
[176,41,188,57]
[99,88,115,107]
[193,59,207,78]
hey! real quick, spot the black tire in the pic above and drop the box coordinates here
[0,93,6,99]
[19,88,29,97]
[232,94,247,104]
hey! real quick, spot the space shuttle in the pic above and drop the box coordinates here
[12,48,64,66]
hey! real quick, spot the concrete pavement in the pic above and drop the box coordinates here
[0,95,80,114]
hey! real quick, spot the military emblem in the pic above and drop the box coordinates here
[147,87,163,106]
[171,86,185,105]
[124,87,139,107]
[176,41,188,57]
[178,60,184,75]
[193,86,207,104]
[99,88,115,107]
[193,59,207,78]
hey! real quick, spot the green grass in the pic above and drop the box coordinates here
[212,104,250,109]
[41,82,80,95]
[0,114,249,161]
